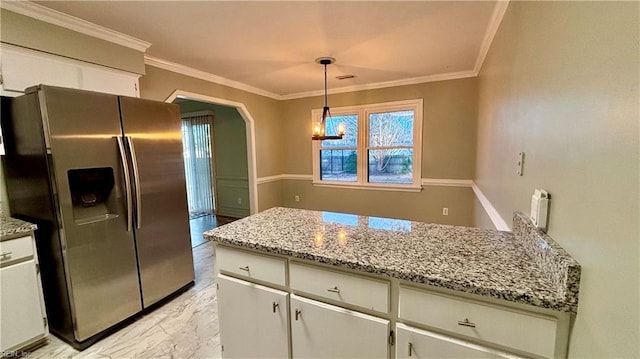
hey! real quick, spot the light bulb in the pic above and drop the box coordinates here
[337,123,346,136]
[313,123,322,136]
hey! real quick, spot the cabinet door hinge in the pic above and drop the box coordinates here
[0,73,4,85]
[389,330,395,346]
[221,344,224,352]
[216,283,219,290]
[134,82,138,92]
[43,317,47,327]
[36,263,40,274]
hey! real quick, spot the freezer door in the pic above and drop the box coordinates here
[119,96,195,307]
[39,86,142,341]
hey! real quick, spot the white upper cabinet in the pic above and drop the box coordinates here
[1,44,140,97]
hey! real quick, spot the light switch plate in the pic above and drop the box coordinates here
[517,152,525,176]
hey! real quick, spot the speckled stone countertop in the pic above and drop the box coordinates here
[205,207,580,313]
[0,209,38,239]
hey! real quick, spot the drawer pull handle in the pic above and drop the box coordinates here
[457,318,476,328]
[327,286,341,293]
[295,309,302,321]
[0,251,13,258]
[272,302,279,313]
[408,342,413,357]
[238,265,250,272]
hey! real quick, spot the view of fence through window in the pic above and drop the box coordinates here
[320,114,358,182]
[368,110,414,184]
[319,110,414,184]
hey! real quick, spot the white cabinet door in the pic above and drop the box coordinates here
[81,66,139,97]
[1,44,140,97]
[290,294,389,359]
[0,260,46,352]
[1,45,81,92]
[216,274,289,359]
[396,323,509,359]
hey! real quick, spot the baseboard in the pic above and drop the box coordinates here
[471,182,510,231]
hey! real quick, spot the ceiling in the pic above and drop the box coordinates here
[31,1,501,98]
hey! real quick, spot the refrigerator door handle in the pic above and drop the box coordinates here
[126,136,142,229]
[115,136,133,232]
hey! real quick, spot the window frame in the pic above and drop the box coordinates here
[311,99,423,191]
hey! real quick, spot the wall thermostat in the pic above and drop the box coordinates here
[530,189,550,230]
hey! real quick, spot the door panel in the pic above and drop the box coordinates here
[119,96,194,307]
[41,86,141,341]
[396,323,506,359]
[290,294,389,358]
[0,260,46,351]
[217,275,289,358]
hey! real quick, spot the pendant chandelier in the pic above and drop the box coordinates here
[312,57,345,141]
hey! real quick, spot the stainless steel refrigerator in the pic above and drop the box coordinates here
[1,85,195,349]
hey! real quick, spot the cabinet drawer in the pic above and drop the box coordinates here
[290,262,389,313]
[216,246,286,286]
[0,236,34,266]
[399,286,558,358]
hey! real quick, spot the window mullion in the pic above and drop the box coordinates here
[357,109,366,185]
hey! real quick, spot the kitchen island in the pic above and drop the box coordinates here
[205,207,580,358]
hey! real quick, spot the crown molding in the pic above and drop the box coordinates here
[474,0,510,74]
[0,1,151,52]
[279,70,477,100]
[146,53,476,101]
[11,0,508,100]
[144,55,282,100]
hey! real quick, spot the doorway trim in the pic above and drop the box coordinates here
[165,90,258,215]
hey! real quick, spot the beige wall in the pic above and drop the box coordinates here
[282,78,477,178]
[140,65,284,179]
[257,181,283,213]
[139,65,285,211]
[0,9,145,74]
[282,180,475,226]
[279,78,478,225]
[472,197,493,230]
[475,2,639,357]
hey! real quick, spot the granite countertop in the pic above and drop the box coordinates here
[0,209,38,239]
[205,207,580,313]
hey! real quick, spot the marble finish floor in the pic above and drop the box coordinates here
[29,242,222,359]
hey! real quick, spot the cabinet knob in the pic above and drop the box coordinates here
[238,265,250,272]
[295,308,302,321]
[272,302,279,313]
[327,286,340,294]
[457,318,476,328]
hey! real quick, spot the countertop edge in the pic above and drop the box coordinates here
[207,235,577,314]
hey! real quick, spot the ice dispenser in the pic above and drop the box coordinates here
[67,167,119,224]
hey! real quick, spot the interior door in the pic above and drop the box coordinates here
[41,85,142,341]
[217,274,289,358]
[118,96,195,307]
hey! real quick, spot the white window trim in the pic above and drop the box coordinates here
[311,99,423,191]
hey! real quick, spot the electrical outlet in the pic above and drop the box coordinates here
[237,197,242,205]
[442,208,449,216]
[294,195,300,202]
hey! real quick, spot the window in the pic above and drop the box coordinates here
[312,99,423,191]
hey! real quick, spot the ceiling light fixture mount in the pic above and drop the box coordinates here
[312,57,345,141]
